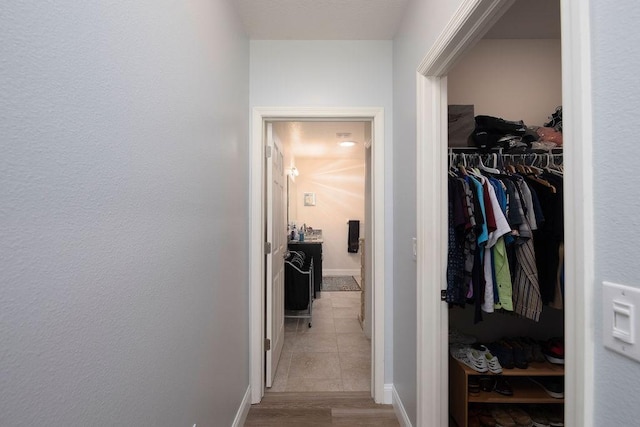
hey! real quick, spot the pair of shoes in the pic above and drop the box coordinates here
[519,337,545,363]
[450,344,488,373]
[542,338,564,364]
[490,407,516,427]
[503,338,529,369]
[489,339,528,369]
[528,376,564,399]
[506,407,534,427]
[472,344,503,374]
[470,408,498,427]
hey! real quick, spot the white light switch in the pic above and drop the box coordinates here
[603,281,640,362]
[613,300,634,343]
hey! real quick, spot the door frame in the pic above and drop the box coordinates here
[249,106,386,404]
[415,0,594,426]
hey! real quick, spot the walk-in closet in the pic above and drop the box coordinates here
[445,1,565,426]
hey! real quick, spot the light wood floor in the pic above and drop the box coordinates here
[244,391,400,426]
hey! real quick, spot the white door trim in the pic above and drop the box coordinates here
[415,0,594,426]
[249,106,386,404]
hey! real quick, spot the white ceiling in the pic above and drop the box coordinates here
[235,0,409,40]
[273,121,367,160]
[241,0,560,160]
[235,0,560,41]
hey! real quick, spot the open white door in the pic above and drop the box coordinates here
[265,122,286,388]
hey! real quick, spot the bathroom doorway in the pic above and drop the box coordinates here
[269,119,370,393]
[249,107,387,405]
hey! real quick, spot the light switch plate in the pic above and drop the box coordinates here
[603,281,640,362]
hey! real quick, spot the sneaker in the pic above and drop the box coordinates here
[491,407,517,427]
[526,406,550,427]
[542,338,564,364]
[528,376,564,399]
[450,344,488,373]
[477,409,497,427]
[544,406,564,426]
[473,344,503,374]
[506,407,534,427]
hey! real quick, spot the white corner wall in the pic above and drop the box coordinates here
[250,40,395,382]
[1,2,250,426]
[294,157,365,275]
[591,1,640,425]
[448,39,562,126]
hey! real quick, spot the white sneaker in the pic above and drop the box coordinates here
[475,344,503,374]
[450,344,488,373]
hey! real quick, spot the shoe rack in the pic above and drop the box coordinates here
[449,356,564,427]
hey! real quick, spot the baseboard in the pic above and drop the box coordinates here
[323,269,360,277]
[391,385,413,427]
[231,385,252,427]
[384,383,394,404]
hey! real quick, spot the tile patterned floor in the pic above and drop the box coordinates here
[269,289,371,393]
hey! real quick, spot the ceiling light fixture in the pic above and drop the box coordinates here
[337,132,357,147]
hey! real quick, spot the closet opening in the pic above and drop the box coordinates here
[445,3,564,424]
[415,0,594,425]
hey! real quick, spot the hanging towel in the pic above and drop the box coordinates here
[348,220,360,253]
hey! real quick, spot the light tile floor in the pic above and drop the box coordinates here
[269,289,371,393]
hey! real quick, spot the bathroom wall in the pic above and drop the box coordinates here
[293,156,365,276]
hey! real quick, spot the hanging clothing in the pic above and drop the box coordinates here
[445,151,563,323]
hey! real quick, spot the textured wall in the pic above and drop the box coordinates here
[0,1,250,426]
[250,40,395,382]
[591,0,640,424]
[392,0,466,423]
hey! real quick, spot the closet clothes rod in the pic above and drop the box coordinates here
[447,147,562,154]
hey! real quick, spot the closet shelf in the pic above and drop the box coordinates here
[449,357,565,427]
[456,359,564,377]
[468,377,564,404]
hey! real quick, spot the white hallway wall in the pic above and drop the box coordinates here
[294,156,365,276]
[592,0,640,425]
[250,40,394,382]
[391,0,467,424]
[1,1,250,426]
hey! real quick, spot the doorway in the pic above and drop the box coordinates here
[249,107,387,405]
[415,0,593,426]
[268,119,370,393]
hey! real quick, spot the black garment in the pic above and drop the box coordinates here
[528,174,564,304]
